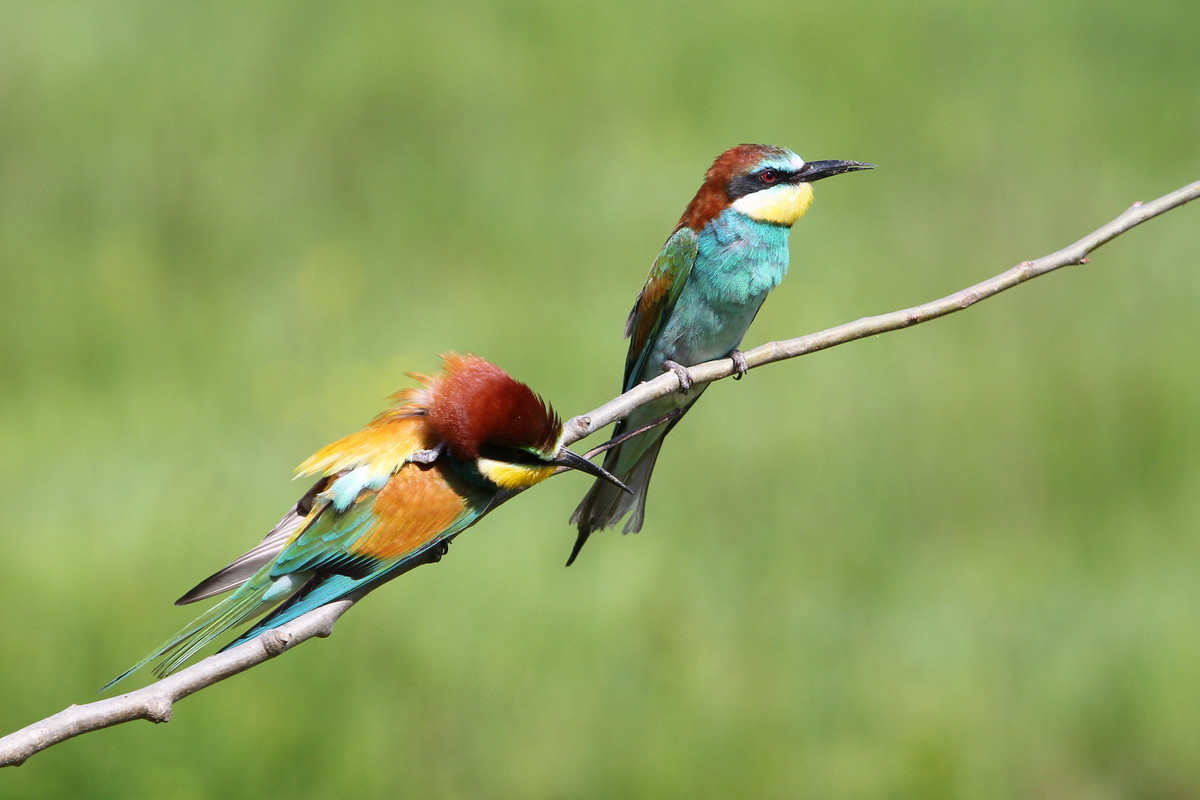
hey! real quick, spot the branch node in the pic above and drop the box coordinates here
[564,415,592,442]
[261,629,293,656]
[142,697,173,724]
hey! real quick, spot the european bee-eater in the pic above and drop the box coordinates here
[568,144,873,564]
[105,353,628,689]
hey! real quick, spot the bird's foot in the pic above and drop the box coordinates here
[408,443,444,464]
[428,540,451,563]
[662,359,695,394]
[730,349,749,380]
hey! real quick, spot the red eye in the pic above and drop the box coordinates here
[759,169,779,184]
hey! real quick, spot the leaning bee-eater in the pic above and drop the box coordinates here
[104,353,628,689]
[569,144,873,563]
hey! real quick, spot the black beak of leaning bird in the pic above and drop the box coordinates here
[553,448,634,495]
[793,159,875,183]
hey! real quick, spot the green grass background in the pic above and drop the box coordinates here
[3,1,1198,797]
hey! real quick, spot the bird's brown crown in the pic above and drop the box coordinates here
[676,144,794,231]
[418,353,560,460]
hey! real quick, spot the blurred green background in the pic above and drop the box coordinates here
[3,0,1198,797]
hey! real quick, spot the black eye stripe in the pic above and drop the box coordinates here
[727,169,795,200]
[479,443,546,466]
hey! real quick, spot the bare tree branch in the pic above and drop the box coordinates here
[0,598,356,767]
[2,180,1195,768]
[0,552,446,766]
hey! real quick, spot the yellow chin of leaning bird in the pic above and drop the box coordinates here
[477,458,558,490]
[732,181,814,227]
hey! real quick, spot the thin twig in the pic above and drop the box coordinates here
[1,180,1195,768]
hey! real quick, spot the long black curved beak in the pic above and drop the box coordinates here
[794,160,875,183]
[553,448,633,495]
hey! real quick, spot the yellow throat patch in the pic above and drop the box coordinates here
[731,182,814,227]
[477,458,557,490]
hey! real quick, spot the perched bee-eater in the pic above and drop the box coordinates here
[569,144,873,564]
[105,353,628,689]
